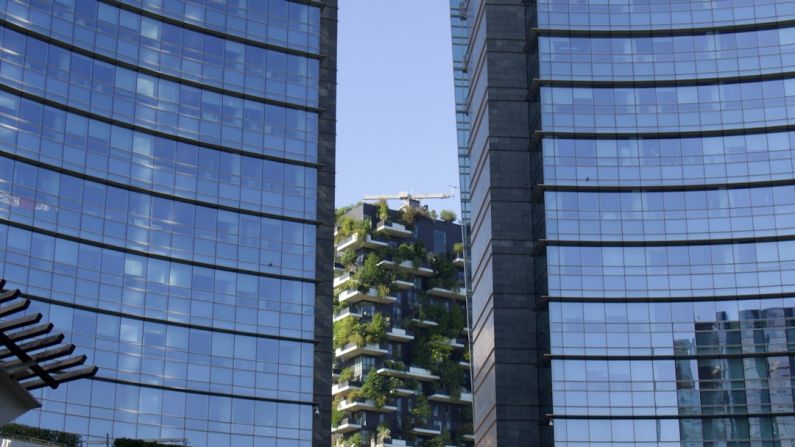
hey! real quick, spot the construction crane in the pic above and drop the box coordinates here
[363,187,457,210]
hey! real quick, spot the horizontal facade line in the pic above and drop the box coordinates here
[98,0,322,60]
[541,291,795,305]
[545,351,795,361]
[538,178,795,193]
[21,292,315,344]
[0,19,321,114]
[0,82,322,170]
[535,124,795,140]
[290,0,325,7]
[546,412,795,420]
[90,376,314,405]
[535,70,795,88]
[0,151,321,226]
[0,217,320,284]
[538,233,795,249]
[533,19,795,37]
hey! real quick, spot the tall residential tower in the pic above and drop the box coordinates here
[454,0,795,445]
[0,1,337,446]
[332,202,474,447]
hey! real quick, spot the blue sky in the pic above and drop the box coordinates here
[335,0,461,216]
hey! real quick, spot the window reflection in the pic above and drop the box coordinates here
[0,0,319,106]
[0,28,318,162]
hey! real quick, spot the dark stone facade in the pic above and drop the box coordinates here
[465,1,549,445]
[314,1,339,446]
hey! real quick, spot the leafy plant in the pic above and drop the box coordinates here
[377,424,392,443]
[333,312,388,348]
[440,209,457,222]
[393,242,427,266]
[438,358,464,398]
[332,399,344,427]
[335,216,371,244]
[411,394,432,425]
[430,256,458,290]
[338,367,355,383]
[367,312,389,344]
[401,206,418,225]
[347,433,364,447]
[425,430,452,447]
[338,249,358,268]
[359,369,392,407]
[356,253,394,296]
[377,200,389,222]
[453,242,464,256]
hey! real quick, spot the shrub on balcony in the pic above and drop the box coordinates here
[453,242,464,256]
[440,209,457,222]
[377,200,389,222]
[429,256,458,290]
[394,242,427,266]
[411,395,432,425]
[333,312,388,349]
[338,249,358,268]
[335,216,371,244]
[332,400,344,427]
[376,424,392,444]
[356,253,395,296]
[338,367,355,383]
[359,369,393,407]
[425,430,452,447]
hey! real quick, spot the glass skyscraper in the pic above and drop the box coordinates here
[0,0,337,446]
[454,0,795,445]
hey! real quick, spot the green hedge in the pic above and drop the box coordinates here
[0,424,81,447]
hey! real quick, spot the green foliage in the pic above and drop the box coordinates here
[0,424,81,447]
[338,249,357,268]
[440,209,457,222]
[438,357,464,398]
[359,368,392,407]
[411,394,432,425]
[392,242,427,266]
[400,206,418,225]
[453,242,464,256]
[333,317,363,349]
[367,312,389,344]
[428,334,454,365]
[114,440,174,447]
[376,424,392,443]
[383,359,407,371]
[356,253,394,296]
[335,216,371,244]
[333,312,389,349]
[345,433,364,447]
[338,366,355,383]
[331,399,344,427]
[377,200,389,222]
[430,256,458,290]
[425,430,452,447]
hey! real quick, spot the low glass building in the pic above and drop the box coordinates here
[0,1,337,446]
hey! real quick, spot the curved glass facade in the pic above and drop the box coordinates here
[538,1,795,446]
[0,0,334,446]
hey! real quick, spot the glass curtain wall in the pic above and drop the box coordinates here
[539,0,795,445]
[0,1,329,446]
